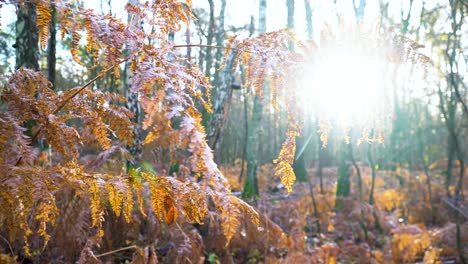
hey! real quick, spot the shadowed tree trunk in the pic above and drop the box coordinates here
[368,130,377,205]
[348,142,363,203]
[316,127,330,194]
[47,2,57,87]
[15,1,40,143]
[287,0,307,182]
[335,141,350,210]
[417,126,436,224]
[239,16,255,183]
[15,2,39,70]
[439,3,465,262]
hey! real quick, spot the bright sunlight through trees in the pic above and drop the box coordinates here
[299,27,391,130]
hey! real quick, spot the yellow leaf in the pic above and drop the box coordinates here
[143,130,158,145]
[163,195,178,225]
[327,256,337,264]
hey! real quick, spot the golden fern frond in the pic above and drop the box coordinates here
[70,30,83,65]
[219,195,242,246]
[122,182,134,223]
[36,0,52,49]
[5,69,133,159]
[143,172,179,225]
[89,178,104,237]
[128,168,146,217]
[167,179,207,224]
[274,125,299,194]
[0,113,33,165]
[106,183,123,217]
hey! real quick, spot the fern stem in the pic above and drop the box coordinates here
[173,44,224,49]
[53,57,131,115]
[95,245,137,258]
[173,44,255,54]
[0,234,14,256]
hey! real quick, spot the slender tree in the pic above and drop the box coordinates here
[207,52,236,163]
[352,0,366,23]
[242,0,267,199]
[15,1,39,70]
[286,0,295,51]
[46,2,57,87]
[212,0,227,88]
[239,16,255,183]
[124,0,142,167]
[205,0,215,80]
[304,0,313,40]
[290,0,308,182]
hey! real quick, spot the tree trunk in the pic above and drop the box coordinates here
[293,134,308,182]
[286,0,294,51]
[242,0,267,199]
[335,141,350,210]
[368,131,377,205]
[207,52,236,163]
[317,127,327,194]
[348,142,363,203]
[15,2,39,70]
[352,0,366,23]
[47,3,57,87]
[124,0,142,167]
[287,0,308,182]
[242,94,262,199]
[212,0,227,88]
[205,0,215,81]
[15,2,40,143]
[304,0,313,40]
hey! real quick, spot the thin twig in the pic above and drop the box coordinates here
[0,234,14,256]
[173,44,224,49]
[173,43,255,54]
[442,197,468,220]
[95,245,137,258]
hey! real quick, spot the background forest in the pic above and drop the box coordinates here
[0,0,467,263]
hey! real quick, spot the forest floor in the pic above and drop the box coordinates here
[5,162,466,264]
[216,162,468,264]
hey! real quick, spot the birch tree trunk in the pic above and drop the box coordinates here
[124,0,142,167]
[205,0,231,164]
[207,52,235,163]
